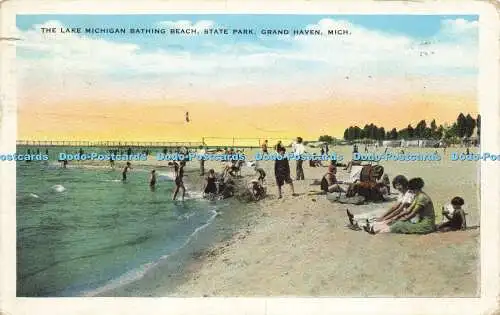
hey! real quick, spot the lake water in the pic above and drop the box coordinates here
[16,156,256,297]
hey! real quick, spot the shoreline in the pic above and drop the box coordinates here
[16,148,481,297]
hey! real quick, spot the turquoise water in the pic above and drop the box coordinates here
[16,156,255,297]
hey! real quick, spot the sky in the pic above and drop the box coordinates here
[16,14,479,142]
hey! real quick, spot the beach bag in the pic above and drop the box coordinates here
[359,165,384,182]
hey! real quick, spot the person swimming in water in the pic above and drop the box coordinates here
[149,170,157,191]
[171,160,186,201]
[122,162,132,182]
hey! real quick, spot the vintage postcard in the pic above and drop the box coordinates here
[1,1,499,315]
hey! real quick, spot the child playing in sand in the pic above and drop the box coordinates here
[436,196,467,232]
[149,170,156,191]
[255,167,266,185]
[122,162,132,181]
[249,179,266,201]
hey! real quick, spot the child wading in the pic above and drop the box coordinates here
[122,162,132,182]
[149,170,156,191]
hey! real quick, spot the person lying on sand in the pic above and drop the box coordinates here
[362,178,436,235]
[437,196,467,232]
[320,165,346,193]
[344,160,361,173]
[309,159,323,167]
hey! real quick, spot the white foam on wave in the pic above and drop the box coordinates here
[51,184,66,193]
[82,208,219,297]
[29,193,40,199]
[157,172,174,181]
[104,179,122,183]
[183,191,204,200]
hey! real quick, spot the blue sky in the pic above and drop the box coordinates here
[16,14,479,104]
[17,14,478,51]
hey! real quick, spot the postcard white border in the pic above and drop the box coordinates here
[1,1,499,315]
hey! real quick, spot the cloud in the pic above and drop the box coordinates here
[440,18,479,36]
[283,18,478,76]
[156,20,215,32]
[16,17,478,103]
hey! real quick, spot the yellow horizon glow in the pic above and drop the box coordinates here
[18,92,477,144]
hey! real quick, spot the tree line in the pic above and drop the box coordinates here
[318,113,480,143]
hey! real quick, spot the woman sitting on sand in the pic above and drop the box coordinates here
[363,177,436,235]
[375,175,414,222]
[346,175,415,230]
[320,165,346,193]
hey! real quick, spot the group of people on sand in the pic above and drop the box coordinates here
[345,175,467,235]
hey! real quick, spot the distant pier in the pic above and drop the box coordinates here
[16,140,204,148]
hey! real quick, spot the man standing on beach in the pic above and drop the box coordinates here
[294,137,305,180]
[275,147,297,199]
[261,140,269,154]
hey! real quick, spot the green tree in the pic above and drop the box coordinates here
[407,124,415,138]
[398,128,409,139]
[477,114,481,140]
[430,119,437,138]
[456,113,467,138]
[377,127,385,140]
[415,120,427,138]
[465,114,476,138]
[319,135,334,143]
[389,128,398,140]
[436,125,444,140]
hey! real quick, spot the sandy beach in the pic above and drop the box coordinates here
[157,147,481,297]
[22,145,480,297]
